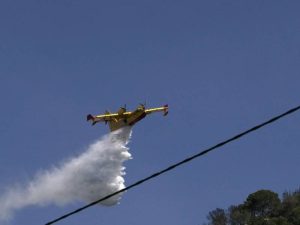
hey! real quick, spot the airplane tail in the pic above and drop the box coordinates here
[87,114,97,125]
[163,104,169,116]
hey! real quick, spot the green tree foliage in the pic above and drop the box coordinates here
[281,189,300,225]
[204,188,300,225]
[228,204,250,225]
[206,208,227,225]
[245,190,281,218]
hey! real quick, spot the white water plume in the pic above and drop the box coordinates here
[0,127,132,222]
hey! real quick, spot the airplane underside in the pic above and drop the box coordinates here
[108,111,146,131]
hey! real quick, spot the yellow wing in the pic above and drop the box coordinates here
[145,104,168,116]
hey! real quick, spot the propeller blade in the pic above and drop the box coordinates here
[139,103,145,109]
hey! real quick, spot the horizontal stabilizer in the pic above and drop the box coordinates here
[87,114,94,121]
[163,104,169,116]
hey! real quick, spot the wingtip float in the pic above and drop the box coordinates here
[87,104,168,132]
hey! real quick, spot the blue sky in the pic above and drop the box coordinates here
[0,1,299,224]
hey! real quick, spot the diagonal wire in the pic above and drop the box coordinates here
[45,104,300,225]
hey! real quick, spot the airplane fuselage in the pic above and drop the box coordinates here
[109,110,147,131]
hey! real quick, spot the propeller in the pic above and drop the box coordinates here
[139,101,146,110]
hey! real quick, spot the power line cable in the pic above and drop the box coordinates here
[45,104,300,225]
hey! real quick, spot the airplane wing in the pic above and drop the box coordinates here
[145,104,168,116]
[87,105,134,125]
[87,113,121,125]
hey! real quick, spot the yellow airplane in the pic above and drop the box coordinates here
[87,104,168,131]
